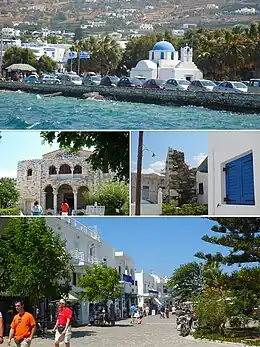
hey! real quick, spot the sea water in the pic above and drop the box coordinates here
[0,90,259,130]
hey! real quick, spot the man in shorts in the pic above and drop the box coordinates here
[52,299,72,347]
[8,300,36,347]
[61,200,70,216]
[129,304,136,324]
[0,311,3,344]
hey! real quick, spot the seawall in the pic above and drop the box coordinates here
[0,81,260,113]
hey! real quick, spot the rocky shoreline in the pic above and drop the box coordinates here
[0,81,260,113]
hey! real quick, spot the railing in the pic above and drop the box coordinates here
[49,173,83,180]
[69,249,101,265]
[61,218,101,241]
[85,205,105,216]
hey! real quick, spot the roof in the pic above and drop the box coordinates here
[152,41,175,52]
[197,157,208,173]
[135,59,157,69]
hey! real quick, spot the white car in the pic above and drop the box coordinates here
[213,81,248,93]
[164,79,190,91]
[40,75,61,84]
[188,79,217,92]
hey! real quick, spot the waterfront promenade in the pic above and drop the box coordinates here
[11,315,245,347]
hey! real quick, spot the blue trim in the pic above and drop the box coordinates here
[225,152,254,205]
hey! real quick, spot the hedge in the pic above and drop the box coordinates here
[162,204,208,216]
[0,207,21,215]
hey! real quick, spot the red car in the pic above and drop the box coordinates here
[142,79,166,89]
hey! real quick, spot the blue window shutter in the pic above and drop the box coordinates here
[240,153,254,205]
[152,52,154,60]
[225,159,241,204]
[161,52,164,59]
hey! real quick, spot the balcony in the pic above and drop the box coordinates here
[61,218,101,242]
[49,174,83,180]
[70,249,101,266]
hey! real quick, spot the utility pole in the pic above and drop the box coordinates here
[135,131,143,216]
[0,30,3,78]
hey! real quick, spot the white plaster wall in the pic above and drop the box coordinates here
[131,203,162,216]
[196,171,208,205]
[135,272,144,295]
[208,131,260,215]
[100,242,116,268]
[130,67,157,79]
[173,68,203,80]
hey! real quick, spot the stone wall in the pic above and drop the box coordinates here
[0,81,259,112]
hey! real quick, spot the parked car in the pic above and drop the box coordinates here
[188,79,217,92]
[142,79,166,89]
[248,79,260,94]
[100,76,119,87]
[59,74,83,86]
[39,75,61,84]
[82,74,102,85]
[213,81,248,93]
[164,79,190,91]
[117,77,143,88]
[24,75,39,83]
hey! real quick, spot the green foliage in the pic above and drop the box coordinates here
[74,27,84,42]
[37,55,57,73]
[40,131,129,182]
[167,262,203,301]
[202,261,223,289]
[85,180,129,215]
[3,46,37,69]
[79,263,122,303]
[0,207,21,215]
[162,204,208,215]
[0,177,19,209]
[0,218,73,302]
[195,218,260,264]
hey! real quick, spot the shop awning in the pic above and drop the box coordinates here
[62,292,80,302]
[153,297,162,306]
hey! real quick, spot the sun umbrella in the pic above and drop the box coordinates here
[6,63,37,72]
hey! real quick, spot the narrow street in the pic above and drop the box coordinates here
[23,315,244,347]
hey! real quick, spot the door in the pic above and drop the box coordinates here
[142,186,150,200]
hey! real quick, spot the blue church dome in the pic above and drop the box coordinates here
[152,41,175,51]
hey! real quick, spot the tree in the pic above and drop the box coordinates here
[74,27,84,42]
[3,46,37,69]
[0,177,19,208]
[40,131,129,182]
[167,262,203,302]
[0,218,73,310]
[85,180,129,215]
[37,55,57,73]
[79,263,122,323]
[195,218,260,265]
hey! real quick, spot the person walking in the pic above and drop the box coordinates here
[61,200,70,216]
[129,304,136,324]
[52,299,72,347]
[8,300,36,347]
[145,306,149,317]
[0,311,4,344]
[137,308,143,324]
[165,306,169,318]
[31,201,43,216]
[160,306,165,319]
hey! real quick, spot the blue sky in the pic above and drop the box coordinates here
[0,131,59,178]
[131,131,208,174]
[78,217,232,277]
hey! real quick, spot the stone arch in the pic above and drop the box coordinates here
[27,168,32,177]
[45,185,54,210]
[77,186,89,209]
[57,184,74,210]
[49,165,57,175]
[73,165,82,174]
[59,164,71,174]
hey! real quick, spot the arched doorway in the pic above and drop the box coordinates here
[45,185,54,210]
[58,184,74,210]
[77,186,89,209]
[59,164,72,174]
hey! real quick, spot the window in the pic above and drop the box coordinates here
[73,165,82,174]
[151,52,154,60]
[49,166,57,175]
[142,185,149,200]
[171,52,174,60]
[224,152,254,205]
[160,52,164,59]
[59,164,71,174]
[199,183,204,195]
[27,168,32,176]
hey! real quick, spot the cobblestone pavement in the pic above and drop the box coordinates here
[6,315,245,347]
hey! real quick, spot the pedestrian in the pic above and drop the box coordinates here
[165,306,169,318]
[0,311,3,344]
[52,299,72,347]
[61,199,70,216]
[129,304,136,324]
[137,308,143,324]
[31,201,43,216]
[145,306,149,317]
[8,300,36,347]
[160,306,165,318]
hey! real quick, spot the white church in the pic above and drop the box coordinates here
[130,41,203,81]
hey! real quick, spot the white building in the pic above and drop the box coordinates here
[196,157,208,205]
[46,218,137,324]
[235,7,256,14]
[131,188,163,215]
[208,131,259,215]
[135,270,166,312]
[20,42,67,65]
[130,41,203,81]
[1,27,20,39]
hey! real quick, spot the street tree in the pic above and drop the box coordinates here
[3,46,37,69]
[0,177,19,209]
[85,180,129,215]
[195,217,260,265]
[40,131,129,182]
[167,262,203,302]
[74,27,84,42]
[79,263,122,323]
[37,55,57,73]
[0,218,73,310]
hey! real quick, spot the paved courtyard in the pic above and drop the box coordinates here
[8,315,245,347]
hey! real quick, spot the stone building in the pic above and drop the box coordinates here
[164,147,197,205]
[17,149,112,215]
